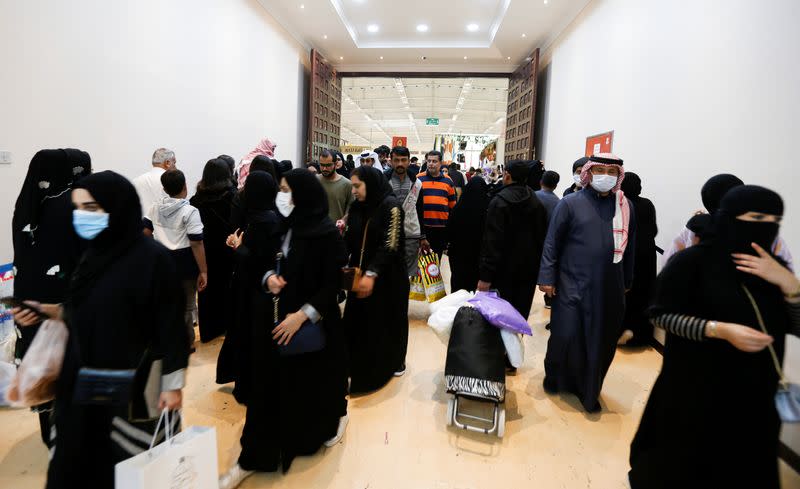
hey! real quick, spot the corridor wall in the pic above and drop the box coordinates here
[0,0,310,262]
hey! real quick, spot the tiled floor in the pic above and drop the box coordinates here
[2,262,799,488]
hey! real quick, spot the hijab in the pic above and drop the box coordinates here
[195,158,234,199]
[68,171,143,305]
[620,172,642,199]
[701,174,743,213]
[243,171,277,223]
[250,155,279,184]
[283,169,336,238]
[525,160,545,191]
[714,185,783,258]
[14,149,92,235]
[448,177,490,241]
[352,166,393,212]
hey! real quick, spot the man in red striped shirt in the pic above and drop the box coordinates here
[417,150,456,256]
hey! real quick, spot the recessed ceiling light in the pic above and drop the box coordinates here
[507,56,511,60]
[379,56,384,60]
[367,24,379,33]
[339,56,344,60]
[300,4,304,9]
[323,34,328,39]
[467,23,479,32]
[417,24,429,32]
[463,56,468,60]
[544,0,549,3]
[522,33,527,38]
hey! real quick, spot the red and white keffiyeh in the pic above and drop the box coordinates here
[579,153,630,263]
[237,137,276,188]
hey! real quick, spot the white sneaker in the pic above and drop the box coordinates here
[324,415,349,447]
[617,329,634,346]
[219,463,254,489]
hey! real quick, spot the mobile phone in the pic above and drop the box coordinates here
[0,297,46,318]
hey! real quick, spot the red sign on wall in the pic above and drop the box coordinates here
[392,136,408,148]
[585,131,614,157]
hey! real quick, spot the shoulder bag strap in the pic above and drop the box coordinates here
[741,284,787,388]
[357,219,371,270]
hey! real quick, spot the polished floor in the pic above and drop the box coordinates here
[2,268,799,488]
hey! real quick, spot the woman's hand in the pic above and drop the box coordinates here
[272,310,307,345]
[226,229,244,249]
[356,275,375,298]
[158,389,183,410]
[732,243,799,296]
[717,322,774,352]
[11,302,62,326]
[267,275,287,295]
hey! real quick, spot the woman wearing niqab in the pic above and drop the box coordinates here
[629,185,800,488]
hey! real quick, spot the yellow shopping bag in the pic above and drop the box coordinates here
[418,252,447,303]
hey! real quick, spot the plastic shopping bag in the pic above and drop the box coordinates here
[467,291,533,335]
[0,361,16,406]
[427,290,475,340]
[418,253,447,303]
[501,329,525,368]
[116,410,218,489]
[409,272,426,301]
[6,319,68,407]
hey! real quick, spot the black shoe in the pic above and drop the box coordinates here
[543,377,558,394]
[505,367,517,376]
[545,323,551,330]
[394,363,406,377]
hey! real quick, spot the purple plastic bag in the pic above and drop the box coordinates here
[467,291,532,336]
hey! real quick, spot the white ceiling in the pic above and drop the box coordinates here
[340,77,508,152]
[257,0,592,72]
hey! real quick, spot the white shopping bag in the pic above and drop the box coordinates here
[115,410,218,489]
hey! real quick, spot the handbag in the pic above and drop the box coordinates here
[742,285,800,423]
[272,252,326,356]
[342,218,370,291]
[74,367,137,407]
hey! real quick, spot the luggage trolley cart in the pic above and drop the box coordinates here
[444,306,507,438]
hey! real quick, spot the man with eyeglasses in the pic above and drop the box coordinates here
[317,149,353,222]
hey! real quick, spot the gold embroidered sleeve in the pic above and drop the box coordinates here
[385,206,401,252]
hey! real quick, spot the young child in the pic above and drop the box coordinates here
[144,169,207,347]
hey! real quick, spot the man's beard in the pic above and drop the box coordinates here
[322,170,334,177]
[395,167,406,174]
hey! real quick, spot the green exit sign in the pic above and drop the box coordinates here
[426,118,439,126]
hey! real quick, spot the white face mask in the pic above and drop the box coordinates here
[275,191,294,217]
[590,174,618,193]
[573,174,583,187]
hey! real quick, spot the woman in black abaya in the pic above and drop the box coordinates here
[446,177,490,292]
[619,172,658,346]
[12,148,91,445]
[221,170,349,487]
[343,166,409,392]
[216,172,281,402]
[628,185,800,489]
[14,171,189,489]
[190,158,236,342]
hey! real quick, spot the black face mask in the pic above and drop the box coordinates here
[720,219,779,256]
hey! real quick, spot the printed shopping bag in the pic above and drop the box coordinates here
[418,253,447,303]
[115,410,218,489]
[409,271,427,301]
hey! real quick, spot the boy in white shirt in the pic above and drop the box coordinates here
[143,170,207,347]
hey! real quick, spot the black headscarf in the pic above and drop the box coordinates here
[276,160,293,180]
[68,171,143,305]
[352,166,393,212]
[714,185,783,258]
[686,213,712,239]
[621,172,642,199]
[701,174,744,213]
[195,158,234,199]
[573,156,590,173]
[250,155,280,184]
[283,169,336,237]
[243,171,277,223]
[448,177,489,232]
[14,149,92,235]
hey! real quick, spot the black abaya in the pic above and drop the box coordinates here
[446,178,489,292]
[190,189,235,342]
[47,171,188,489]
[237,169,348,473]
[343,166,409,393]
[620,173,658,345]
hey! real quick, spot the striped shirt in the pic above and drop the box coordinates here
[417,172,456,227]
